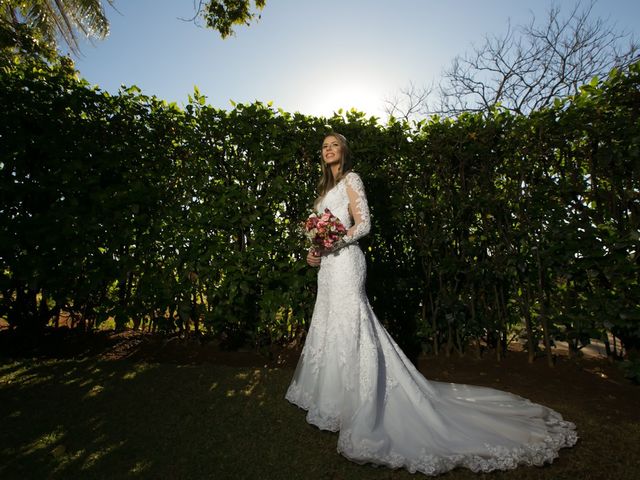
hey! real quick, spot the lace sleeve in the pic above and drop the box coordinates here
[344,172,371,243]
[331,172,371,252]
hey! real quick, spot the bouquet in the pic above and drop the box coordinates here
[304,208,347,254]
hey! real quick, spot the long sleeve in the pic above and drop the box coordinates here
[331,172,371,252]
[344,172,371,243]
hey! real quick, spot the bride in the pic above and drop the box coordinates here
[285,132,578,476]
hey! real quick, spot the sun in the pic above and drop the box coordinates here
[305,79,386,119]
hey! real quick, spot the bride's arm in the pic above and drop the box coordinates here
[329,172,371,252]
[344,172,371,242]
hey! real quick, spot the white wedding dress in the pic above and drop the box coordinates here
[285,172,577,475]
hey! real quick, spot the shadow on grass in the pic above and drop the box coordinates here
[0,357,638,480]
[0,359,336,480]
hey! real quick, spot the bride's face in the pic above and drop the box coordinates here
[322,136,342,165]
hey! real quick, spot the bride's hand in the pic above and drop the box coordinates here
[306,249,321,267]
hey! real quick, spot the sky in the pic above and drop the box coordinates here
[71,0,640,120]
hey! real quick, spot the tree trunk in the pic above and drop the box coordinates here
[522,286,535,364]
[493,284,503,361]
[428,291,439,356]
[536,248,554,367]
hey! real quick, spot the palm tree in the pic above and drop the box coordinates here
[1,0,116,55]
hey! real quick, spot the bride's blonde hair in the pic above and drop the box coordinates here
[314,132,353,209]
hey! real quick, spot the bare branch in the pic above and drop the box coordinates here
[400,0,639,119]
[384,81,435,123]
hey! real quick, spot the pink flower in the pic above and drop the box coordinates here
[303,208,347,253]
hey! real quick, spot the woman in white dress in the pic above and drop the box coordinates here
[285,132,577,475]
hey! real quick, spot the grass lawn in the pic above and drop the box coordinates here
[0,336,638,480]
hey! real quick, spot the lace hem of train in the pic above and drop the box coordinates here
[338,421,578,475]
[286,383,577,476]
[337,421,577,476]
[285,384,341,432]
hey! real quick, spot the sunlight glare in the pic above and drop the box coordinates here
[306,80,385,119]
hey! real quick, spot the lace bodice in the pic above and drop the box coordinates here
[318,171,370,249]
